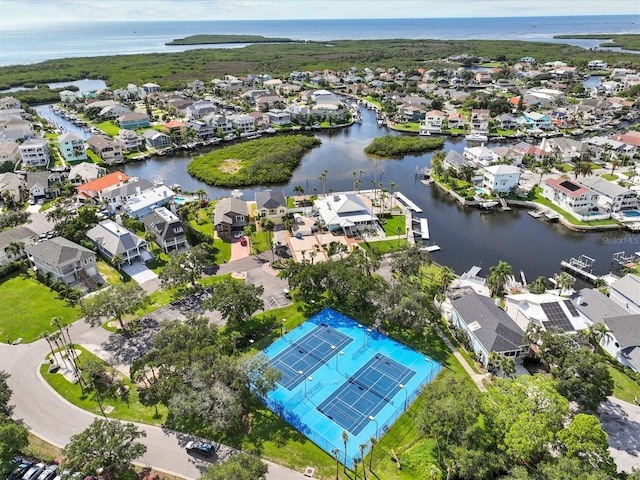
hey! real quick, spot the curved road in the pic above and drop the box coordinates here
[3,255,308,480]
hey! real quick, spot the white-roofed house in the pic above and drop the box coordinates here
[19,138,50,168]
[504,292,590,334]
[68,162,106,186]
[86,219,150,265]
[576,176,637,214]
[124,185,175,219]
[315,193,382,237]
[482,165,521,194]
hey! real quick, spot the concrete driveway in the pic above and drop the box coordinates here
[121,261,160,293]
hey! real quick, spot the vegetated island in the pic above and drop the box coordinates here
[166,34,299,45]
[187,135,321,187]
[364,135,444,157]
[553,34,640,51]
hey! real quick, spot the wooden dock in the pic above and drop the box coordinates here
[499,198,511,211]
[420,218,430,240]
[560,254,600,283]
[395,192,423,213]
[528,210,543,218]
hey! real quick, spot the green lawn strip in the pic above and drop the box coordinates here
[41,345,168,424]
[600,173,619,181]
[360,239,408,254]
[392,122,420,132]
[85,149,104,165]
[212,237,232,263]
[251,230,271,254]
[94,120,120,137]
[607,364,640,404]
[380,214,406,236]
[0,273,81,344]
[531,188,619,227]
[23,432,60,463]
[96,259,124,285]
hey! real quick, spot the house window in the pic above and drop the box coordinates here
[235,215,245,222]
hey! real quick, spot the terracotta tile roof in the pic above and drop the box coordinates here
[77,171,129,192]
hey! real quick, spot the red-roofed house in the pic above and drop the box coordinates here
[512,142,551,161]
[541,177,599,217]
[611,131,640,148]
[76,171,129,202]
[162,120,186,143]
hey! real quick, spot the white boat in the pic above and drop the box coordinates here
[419,128,431,136]
[465,131,488,142]
[480,201,499,209]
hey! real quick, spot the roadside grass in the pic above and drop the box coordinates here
[23,432,61,463]
[0,272,81,344]
[380,214,406,236]
[607,364,640,404]
[41,345,168,424]
[360,238,408,254]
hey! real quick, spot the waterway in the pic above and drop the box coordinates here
[37,104,639,280]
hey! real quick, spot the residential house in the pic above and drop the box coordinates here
[0,172,26,203]
[0,226,36,265]
[482,165,521,194]
[588,60,608,71]
[399,104,428,122]
[227,114,255,133]
[86,135,124,165]
[255,93,286,111]
[448,292,525,366]
[505,292,589,334]
[187,121,216,141]
[25,237,98,286]
[0,142,20,167]
[577,176,637,213]
[102,178,154,210]
[162,120,187,143]
[0,96,20,110]
[608,274,640,314]
[443,150,475,173]
[19,138,50,168]
[0,108,28,121]
[491,146,524,166]
[142,82,160,94]
[470,109,490,133]
[93,101,131,120]
[446,112,466,130]
[315,193,381,237]
[518,112,552,131]
[541,177,600,218]
[213,197,249,239]
[58,132,87,162]
[76,171,129,202]
[187,79,205,94]
[494,113,518,130]
[59,90,78,103]
[575,98,614,119]
[512,142,551,162]
[255,190,288,225]
[208,114,234,134]
[611,131,640,149]
[463,145,494,167]
[421,110,445,133]
[267,110,291,126]
[26,171,65,202]
[115,129,143,152]
[549,110,575,129]
[124,185,175,219]
[142,130,171,150]
[600,315,640,372]
[542,137,587,162]
[0,117,33,143]
[184,100,217,120]
[86,219,150,265]
[117,112,150,130]
[142,207,187,253]
[68,162,106,186]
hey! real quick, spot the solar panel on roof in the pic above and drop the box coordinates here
[564,299,580,317]
[540,302,574,332]
[559,180,580,192]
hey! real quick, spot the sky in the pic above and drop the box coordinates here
[0,0,638,26]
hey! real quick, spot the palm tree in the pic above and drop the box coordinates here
[438,266,455,294]
[487,351,501,374]
[586,323,613,350]
[555,272,575,295]
[610,157,621,176]
[368,437,377,472]
[352,456,361,478]
[426,464,441,480]
[359,444,367,480]
[110,254,123,268]
[486,260,513,297]
[5,241,25,261]
[528,276,548,294]
[499,356,516,378]
[342,430,349,474]
[40,331,57,364]
[573,159,594,179]
[144,230,157,252]
[293,185,304,196]
[331,448,340,480]
[261,218,275,261]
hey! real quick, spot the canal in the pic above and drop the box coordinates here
[37,104,639,280]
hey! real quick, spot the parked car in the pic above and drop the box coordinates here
[240,237,248,246]
[22,463,45,480]
[7,459,33,480]
[37,465,58,480]
[233,230,244,239]
[185,440,214,457]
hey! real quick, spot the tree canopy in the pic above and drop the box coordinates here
[82,282,150,330]
[0,371,28,474]
[203,278,264,328]
[201,452,268,480]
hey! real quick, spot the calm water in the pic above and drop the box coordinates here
[96,105,638,279]
[1,15,638,66]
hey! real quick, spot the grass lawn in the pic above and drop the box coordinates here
[381,214,406,236]
[361,238,408,254]
[608,365,640,404]
[23,432,60,463]
[251,230,271,254]
[392,122,420,132]
[85,149,104,165]
[41,345,168,424]
[0,273,81,344]
[531,188,619,227]
[212,237,232,263]
[94,120,120,137]
[96,259,124,285]
[601,173,619,181]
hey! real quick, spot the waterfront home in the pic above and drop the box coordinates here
[267,109,291,126]
[588,60,608,71]
[142,130,171,150]
[124,185,175,219]
[583,136,636,160]
[512,142,551,162]
[0,117,33,141]
[187,121,216,141]
[142,206,187,253]
[68,162,106,186]
[541,177,600,219]
[0,172,26,204]
[87,219,150,265]
[285,104,310,122]
[446,112,466,130]
[518,112,552,131]
[482,165,521,194]
[26,171,65,203]
[115,129,143,152]
[504,292,589,334]
[0,108,28,121]
[88,100,131,120]
[0,96,20,110]
[184,100,217,120]
[255,190,287,226]
[58,132,87,162]
[227,114,255,133]
[491,146,524,166]
[207,114,234,135]
[102,178,154,210]
[463,145,494,167]
[576,176,637,213]
[541,137,587,162]
[608,274,640,314]
[162,120,187,143]
[575,98,614,119]
[447,291,525,367]
[117,112,150,130]
[0,142,20,167]
[494,113,518,130]
[443,150,475,173]
[255,93,286,111]
[25,237,98,287]
[86,134,124,165]
[399,104,428,122]
[315,193,381,237]
[213,197,249,239]
[470,109,490,133]
[76,171,129,202]
[18,138,50,168]
[0,226,36,265]
[59,90,78,103]
[549,110,575,129]
[422,110,445,133]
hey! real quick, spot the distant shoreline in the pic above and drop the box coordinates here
[166,34,302,46]
[553,33,640,51]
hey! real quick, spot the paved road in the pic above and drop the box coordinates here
[2,256,308,480]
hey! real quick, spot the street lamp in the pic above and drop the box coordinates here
[368,415,379,438]
[398,384,408,410]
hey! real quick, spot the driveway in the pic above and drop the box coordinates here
[121,261,160,293]
[599,396,640,473]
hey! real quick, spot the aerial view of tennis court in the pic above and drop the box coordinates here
[263,308,442,466]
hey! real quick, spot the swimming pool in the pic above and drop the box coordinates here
[263,308,442,467]
[621,210,640,218]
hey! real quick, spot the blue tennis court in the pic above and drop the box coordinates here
[263,308,442,467]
